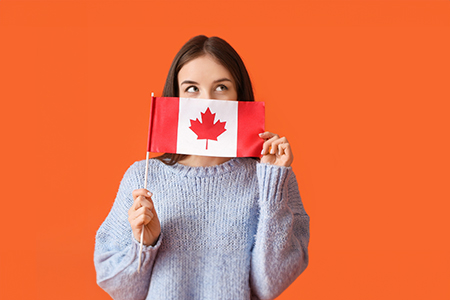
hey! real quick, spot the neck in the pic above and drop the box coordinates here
[178,155,232,167]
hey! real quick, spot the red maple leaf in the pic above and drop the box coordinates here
[189,107,227,150]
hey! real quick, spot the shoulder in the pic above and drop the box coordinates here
[126,158,166,174]
[119,159,168,184]
[222,158,259,178]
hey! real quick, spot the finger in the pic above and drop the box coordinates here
[132,189,154,209]
[133,206,154,221]
[283,143,293,160]
[265,135,282,155]
[131,198,154,217]
[130,213,153,228]
[277,142,290,156]
[278,143,294,166]
[137,197,154,210]
[269,137,288,155]
[129,206,154,224]
[132,189,153,201]
[261,134,280,155]
[259,131,276,140]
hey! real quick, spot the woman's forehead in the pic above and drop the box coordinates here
[178,55,234,83]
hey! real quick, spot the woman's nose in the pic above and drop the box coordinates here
[199,89,213,100]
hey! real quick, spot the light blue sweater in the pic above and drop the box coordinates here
[94,158,309,300]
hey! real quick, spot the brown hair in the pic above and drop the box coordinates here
[156,35,255,165]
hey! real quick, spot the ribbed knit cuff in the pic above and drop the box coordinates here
[131,232,163,252]
[256,163,292,211]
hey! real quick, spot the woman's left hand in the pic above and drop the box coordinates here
[259,131,293,167]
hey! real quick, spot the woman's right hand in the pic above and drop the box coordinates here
[128,189,161,246]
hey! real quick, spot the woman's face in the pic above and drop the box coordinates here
[178,55,238,101]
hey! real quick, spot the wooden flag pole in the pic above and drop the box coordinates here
[138,92,154,273]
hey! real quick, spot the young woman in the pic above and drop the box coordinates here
[94,35,310,300]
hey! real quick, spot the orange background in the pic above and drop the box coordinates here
[1,1,449,299]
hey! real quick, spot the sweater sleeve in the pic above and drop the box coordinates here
[250,163,310,300]
[94,162,162,300]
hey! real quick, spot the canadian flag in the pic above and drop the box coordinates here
[147,97,265,157]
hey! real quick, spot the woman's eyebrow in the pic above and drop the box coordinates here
[213,78,232,83]
[180,80,199,85]
[181,78,232,85]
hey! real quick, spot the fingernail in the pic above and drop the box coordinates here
[261,149,264,155]
[270,148,275,154]
[259,133,263,137]
[147,192,153,197]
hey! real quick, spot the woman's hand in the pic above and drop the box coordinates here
[128,189,161,246]
[260,131,294,167]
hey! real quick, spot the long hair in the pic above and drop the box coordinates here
[156,35,255,165]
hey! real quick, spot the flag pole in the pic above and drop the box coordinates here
[138,92,154,273]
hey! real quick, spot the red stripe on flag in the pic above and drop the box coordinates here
[237,102,265,157]
[148,97,179,153]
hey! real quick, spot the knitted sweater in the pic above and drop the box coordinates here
[94,158,309,300]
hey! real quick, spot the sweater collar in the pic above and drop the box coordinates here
[163,158,250,178]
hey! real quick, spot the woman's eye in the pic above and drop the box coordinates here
[186,86,199,93]
[215,85,228,92]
